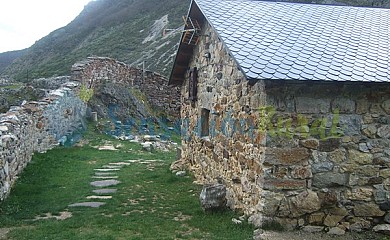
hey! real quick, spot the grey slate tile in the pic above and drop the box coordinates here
[195,0,390,82]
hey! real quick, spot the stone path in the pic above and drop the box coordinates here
[68,159,163,209]
[68,161,128,208]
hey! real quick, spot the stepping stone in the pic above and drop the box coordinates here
[86,195,112,200]
[95,172,117,176]
[109,162,131,166]
[68,202,106,208]
[92,176,119,179]
[90,179,121,187]
[127,160,141,163]
[94,168,120,172]
[93,189,117,194]
[102,165,122,169]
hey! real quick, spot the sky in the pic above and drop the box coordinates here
[0,0,93,53]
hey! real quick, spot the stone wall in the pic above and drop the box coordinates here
[0,82,87,201]
[180,22,390,232]
[71,57,180,117]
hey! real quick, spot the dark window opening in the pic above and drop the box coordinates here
[188,67,198,102]
[201,108,210,137]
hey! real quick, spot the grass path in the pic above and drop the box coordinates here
[0,131,254,239]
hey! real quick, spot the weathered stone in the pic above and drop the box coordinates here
[296,97,330,114]
[175,170,187,177]
[358,143,370,153]
[312,161,334,173]
[327,227,345,235]
[349,217,371,232]
[328,149,346,163]
[362,125,377,138]
[373,224,390,235]
[332,98,355,113]
[385,213,390,224]
[300,139,319,149]
[354,203,385,217]
[308,212,325,225]
[324,214,345,227]
[378,126,390,139]
[382,99,390,114]
[68,202,106,208]
[90,180,121,187]
[290,165,312,179]
[264,148,309,166]
[262,191,284,216]
[348,149,373,165]
[346,187,373,201]
[263,179,306,190]
[302,225,324,233]
[318,138,340,152]
[290,190,321,217]
[313,173,348,188]
[199,184,227,211]
[92,189,117,194]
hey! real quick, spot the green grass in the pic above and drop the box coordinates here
[0,126,254,239]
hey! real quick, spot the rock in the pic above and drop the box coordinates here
[68,202,106,208]
[308,212,325,225]
[384,213,390,224]
[324,214,345,227]
[232,218,242,224]
[290,190,321,217]
[380,201,390,211]
[302,225,324,233]
[318,138,341,152]
[383,100,390,114]
[312,161,334,173]
[313,172,348,188]
[378,126,390,139]
[199,184,227,211]
[373,224,390,235]
[143,135,159,141]
[327,227,345,235]
[176,170,186,177]
[90,180,121,187]
[86,195,112,199]
[349,217,371,232]
[358,143,370,153]
[354,203,385,217]
[346,187,373,201]
[141,141,153,151]
[300,139,319,149]
[348,149,373,164]
[93,189,117,194]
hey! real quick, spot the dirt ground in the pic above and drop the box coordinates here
[255,230,388,240]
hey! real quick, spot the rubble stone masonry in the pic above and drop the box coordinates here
[0,83,86,201]
[71,57,180,117]
[180,22,390,230]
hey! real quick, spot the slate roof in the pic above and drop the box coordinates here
[171,0,390,83]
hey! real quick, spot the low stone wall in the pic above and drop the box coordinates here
[71,57,180,117]
[0,82,86,201]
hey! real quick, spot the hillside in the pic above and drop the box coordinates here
[1,0,189,81]
[0,49,26,74]
[0,0,388,81]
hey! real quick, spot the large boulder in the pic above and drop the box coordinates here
[199,184,227,211]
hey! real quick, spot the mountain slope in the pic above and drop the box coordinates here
[2,0,189,81]
[0,49,27,75]
[1,0,388,81]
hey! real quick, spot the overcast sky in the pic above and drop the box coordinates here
[0,0,92,53]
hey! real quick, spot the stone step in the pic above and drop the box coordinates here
[94,168,120,172]
[90,179,121,187]
[68,202,106,208]
[86,195,112,200]
[93,189,117,194]
[95,172,117,176]
[92,176,119,179]
[109,162,131,166]
[101,165,122,169]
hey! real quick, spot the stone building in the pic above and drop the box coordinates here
[170,0,390,232]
